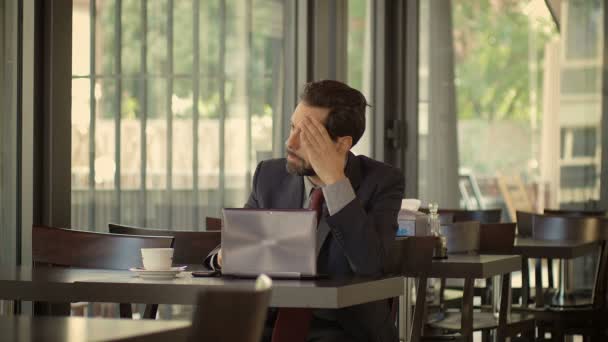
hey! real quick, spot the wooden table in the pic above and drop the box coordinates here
[513,237,599,259]
[400,254,521,342]
[421,254,521,279]
[0,315,189,341]
[0,266,404,309]
[75,273,403,309]
[512,238,601,307]
[0,266,129,303]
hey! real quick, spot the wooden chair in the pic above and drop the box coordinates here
[531,213,601,310]
[497,175,535,222]
[479,223,516,255]
[542,209,605,299]
[515,211,540,307]
[419,209,501,226]
[419,208,455,225]
[33,225,173,269]
[108,223,221,320]
[532,214,601,243]
[440,221,481,254]
[428,209,499,306]
[108,223,221,265]
[428,222,535,342]
[389,236,450,342]
[544,209,606,217]
[205,216,222,231]
[187,276,272,342]
[515,211,535,237]
[521,214,607,341]
[32,225,173,318]
[438,209,502,224]
[437,221,481,309]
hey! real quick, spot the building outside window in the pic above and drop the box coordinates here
[418,0,604,217]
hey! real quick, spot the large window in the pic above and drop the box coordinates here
[418,0,604,218]
[416,0,605,302]
[71,0,291,231]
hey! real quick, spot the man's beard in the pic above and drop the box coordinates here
[285,151,316,176]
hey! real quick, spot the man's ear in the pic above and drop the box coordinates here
[336,136,353,153]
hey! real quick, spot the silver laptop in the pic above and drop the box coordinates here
[221,208,317,278]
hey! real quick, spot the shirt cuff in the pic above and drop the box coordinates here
[208,254,216,270]
[209,253,221,271]
[323,178,356,216]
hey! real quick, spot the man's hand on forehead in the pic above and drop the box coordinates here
[300,117,347,185]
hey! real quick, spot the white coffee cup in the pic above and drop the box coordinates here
[141,248,174,270]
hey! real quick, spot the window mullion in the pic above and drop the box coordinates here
[166,0,174,228]
[219,0,226,209]
[245,0,252,196]
[114,0,123,222]
[193,0,201,229]
[89,0,97,230]
[140,0,148,227]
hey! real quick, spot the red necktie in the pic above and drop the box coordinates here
[271,188,324,342]
[309,187,325,224]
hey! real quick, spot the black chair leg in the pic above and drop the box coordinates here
[481,330,492,342]
[551,327,563,342]
[586,332,602,342]
[522,328,535,342]
[119,303,133,318]
[483,277,493,306]
[34,302,70,316]
[143,304,158,319]
[547,258,554,289]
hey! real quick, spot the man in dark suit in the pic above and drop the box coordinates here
[206,80,404,342]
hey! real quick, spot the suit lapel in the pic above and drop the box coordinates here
[277,172,304,209]
[316,214,331,257]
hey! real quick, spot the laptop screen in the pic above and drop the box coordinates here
[221,209,317,278]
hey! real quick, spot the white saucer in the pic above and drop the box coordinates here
[129,266,187,280]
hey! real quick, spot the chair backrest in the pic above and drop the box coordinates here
[532,214,601,242]
[479,223,516,254]
[420,208,502,224]
[515,210,535,237]
[544,209,606,217]
[205,217,222,231]
[389,236,436,276]
[497,174,535,221]
[437,212,454,225]
[418,208,454,224]
[188,287,271,342]
[109,223,221,264]
[440,221,480,254]
[33,225,173,269]
[389,237,436,342]
[439,209,502,223]
[595,219,608,309]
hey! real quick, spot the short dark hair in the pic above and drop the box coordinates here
[300,80,368,147]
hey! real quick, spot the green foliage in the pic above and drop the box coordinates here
[347,0,367,91]
[96,0,283,120]
[452,0,557,121]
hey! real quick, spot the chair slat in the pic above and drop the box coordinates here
[33,225,173,270]
[108,223,220,265]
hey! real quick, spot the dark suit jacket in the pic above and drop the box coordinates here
[208,152,404,342]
